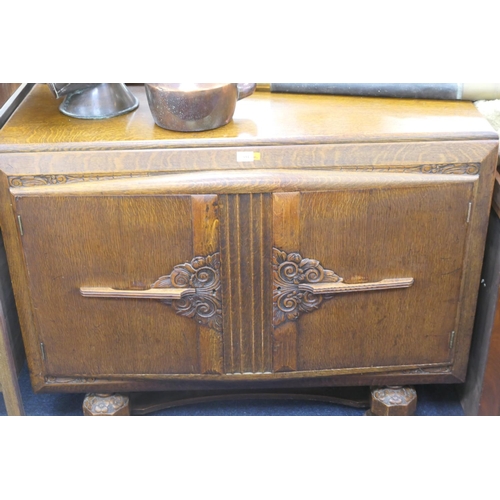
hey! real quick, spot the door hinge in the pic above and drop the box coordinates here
[466,202,472,223]
[449,331,456,349]
[17,215,24,236]
[40,342,46,361]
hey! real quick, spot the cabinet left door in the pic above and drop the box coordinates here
[13,193,224,378]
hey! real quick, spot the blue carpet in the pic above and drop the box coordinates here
[0,364,464,416]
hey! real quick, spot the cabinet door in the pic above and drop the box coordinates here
[14,194,223,377]
[272,182,474,374]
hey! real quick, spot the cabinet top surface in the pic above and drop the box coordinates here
[0,84,497,153]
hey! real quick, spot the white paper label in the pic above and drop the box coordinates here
[237,151,255,162]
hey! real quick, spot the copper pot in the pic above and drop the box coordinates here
[145,83,256,132]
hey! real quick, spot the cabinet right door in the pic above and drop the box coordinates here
[271,181,474,375]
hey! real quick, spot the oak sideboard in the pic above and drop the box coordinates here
[0,84,497,416]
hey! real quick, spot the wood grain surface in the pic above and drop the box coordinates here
[15,195,200,376]
[8,169,479,197]
[276,184,473,372]
[0,84,21,109]
[0,84,496,154]
[272,192,300,372]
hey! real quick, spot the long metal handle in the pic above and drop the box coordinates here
[80,287,195,300]
[298,278,414,295]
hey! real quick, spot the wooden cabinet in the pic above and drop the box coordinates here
[0,85,497,415]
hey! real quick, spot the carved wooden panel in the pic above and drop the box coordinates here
[14,193,221,377]
[219,193,273,374]
[272,181,474,373]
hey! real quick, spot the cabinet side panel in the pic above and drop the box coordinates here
[454,146,498,379]
[0,230,24,374]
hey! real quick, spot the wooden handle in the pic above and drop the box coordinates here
[80,287,195,300]
[298,278,414,295]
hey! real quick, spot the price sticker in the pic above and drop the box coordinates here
[237,152,261,162]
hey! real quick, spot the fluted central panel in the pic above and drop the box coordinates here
[220,194,273,374]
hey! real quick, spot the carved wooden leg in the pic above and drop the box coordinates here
[366,386,417,416]
[83,393,130,416]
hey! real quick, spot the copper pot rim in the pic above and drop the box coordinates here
[145,83,235,93]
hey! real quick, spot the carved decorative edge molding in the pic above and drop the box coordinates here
[395,366,452,375]
[273,248,342,326]
[45,376,98,384]
[152,252,222,332]
[353,163,480,175]
[8,163,480,187]
[45,366,452,385]
[8,172,162,187]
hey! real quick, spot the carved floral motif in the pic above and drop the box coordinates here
[273,248,342,326]
[340,163,480,175]
[414,164,479,175]
[152,253,222,332]
[9,172,157,187]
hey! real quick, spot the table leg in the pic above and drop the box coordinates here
[366,386,417,416]
[83,393,130,416]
